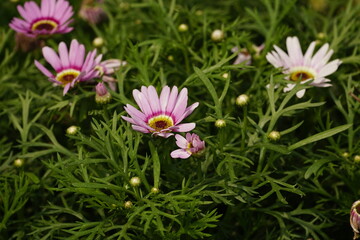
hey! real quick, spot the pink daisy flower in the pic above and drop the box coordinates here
[266,36,341,98]
[122,86,199,138]
[34,39,102,95]
[170,133,205,159]
[9,0,74,37]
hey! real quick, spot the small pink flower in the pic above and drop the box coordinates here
[171,133,205,159]
[266,36,341,98]
[122,86,199,138]
[95,82,111,104]
[79,0,107,25]
[34,39,102,95]
[351,200,360,240]
[9,0,74,37]
[231,44,264,65]
[95,59,127,91]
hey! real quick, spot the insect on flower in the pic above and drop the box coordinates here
[122,86,199,138]
[266,36,341,98]
[9,0,74,37]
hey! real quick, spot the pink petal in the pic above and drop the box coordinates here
[175,102,199,125]
[34,60,54,78]
[41,0,50,17]
[171,88,188,121]
[133,90,153,117]
[124,104,146,122]
[58,42,69,68]
[69,39,79,67]
[63,83,71,95]
[42,47,62,71]
[170,149,191,159]
[147,86,161,113]
[26,1,41,19]
[132,125,150,133]
[17,5,32,21]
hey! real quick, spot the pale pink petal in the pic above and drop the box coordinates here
[175,134,188,149]
[175,102,199,125]
[171,88,188,121]
[311,43,329,66]
[147,86,161,113]
[17,5,32,21]
[156,132,174,138]
[159,85,170,112]
[69,39,79,67]
[124,104,146,122]
[63,83,71,95]
[318,60,341,77]
[170,123,196,133]
[41,0,50,17]
[133,90,153,117]
[26,1,41,19]
[132,125,150,133]
[170,149,191,159]
[296,89,306,98]
[166,86,179,113]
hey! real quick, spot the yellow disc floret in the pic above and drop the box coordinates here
[148,115,174,132]
[56,69,80,85]
[31,19,58,31]
[289,67,316,82]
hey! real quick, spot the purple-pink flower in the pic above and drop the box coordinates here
[9,0,74,37]
[122,86,199,138]
[95,59,127,91]
[34,39,102,95]
[266,36,341,98]
[170,133,205,159]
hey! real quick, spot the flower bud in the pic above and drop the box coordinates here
[93,37,104,47]
[316,32,326,40]
[222,73,229,79]
[14,158,24,168]
[308,0,327,12]
[178,23,189,32]
[211,29,224,42]
[342,152,350,158]
[124,201,133,209]
[195,10,203,16]
[151,187,160,194]
[350,200,360,239]
[95,82,111,104]
[268,131,281,141]
[354,155,360,163]
[66,126,79,135]
[129,176,141,187]
[236,94,249,107]
[215,119,226,128]
[167,55,174,61]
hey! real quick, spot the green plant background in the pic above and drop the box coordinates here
[1,0,360,239]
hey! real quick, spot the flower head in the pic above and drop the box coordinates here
[9,0,74,37]
[95,59,127,91]
[122,86,199,138]
[95,82,111,104]
[171,133,205,159]
[34,39,102,95]
[79,0,107,25]
[351,200,360,239]
[266,36,341,98]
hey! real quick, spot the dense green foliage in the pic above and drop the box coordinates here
[1,0,360,239]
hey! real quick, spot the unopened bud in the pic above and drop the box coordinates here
[178,24,188,32]
[236,94,249,106]
[350,200,360,240]
[14,158,24,167]
[222,73,229,79]
[66,126,79,135]
[268,131,281,141]
[316,32,326,40]
[215,119,226,128]
[342,152,350,158]
[93,37,104,47]
[167,55,174,61]
[211,29,224,42]
[129,176,141,187]
[124,201,133,209]
[195,10,203,16]
[151,187,160,194]
[354,155,360,163]
[95,82,111,104]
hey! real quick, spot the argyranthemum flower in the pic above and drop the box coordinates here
[266,36,341,98]
[170,133,205,159]
[79,0,107,25]
[9,0,74,37]
[34,39,102,95]
[95,59,127,91]
[350,200,360,240]
[122,86,199,138]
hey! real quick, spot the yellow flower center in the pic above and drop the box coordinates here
[56,69,80,85]
[289,67,316,82]
[186,142,193,154]
[94,65,104,77]
[148,115,174,132]
[31,19,58,32]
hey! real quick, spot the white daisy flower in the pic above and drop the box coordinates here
[266,36,342,98]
